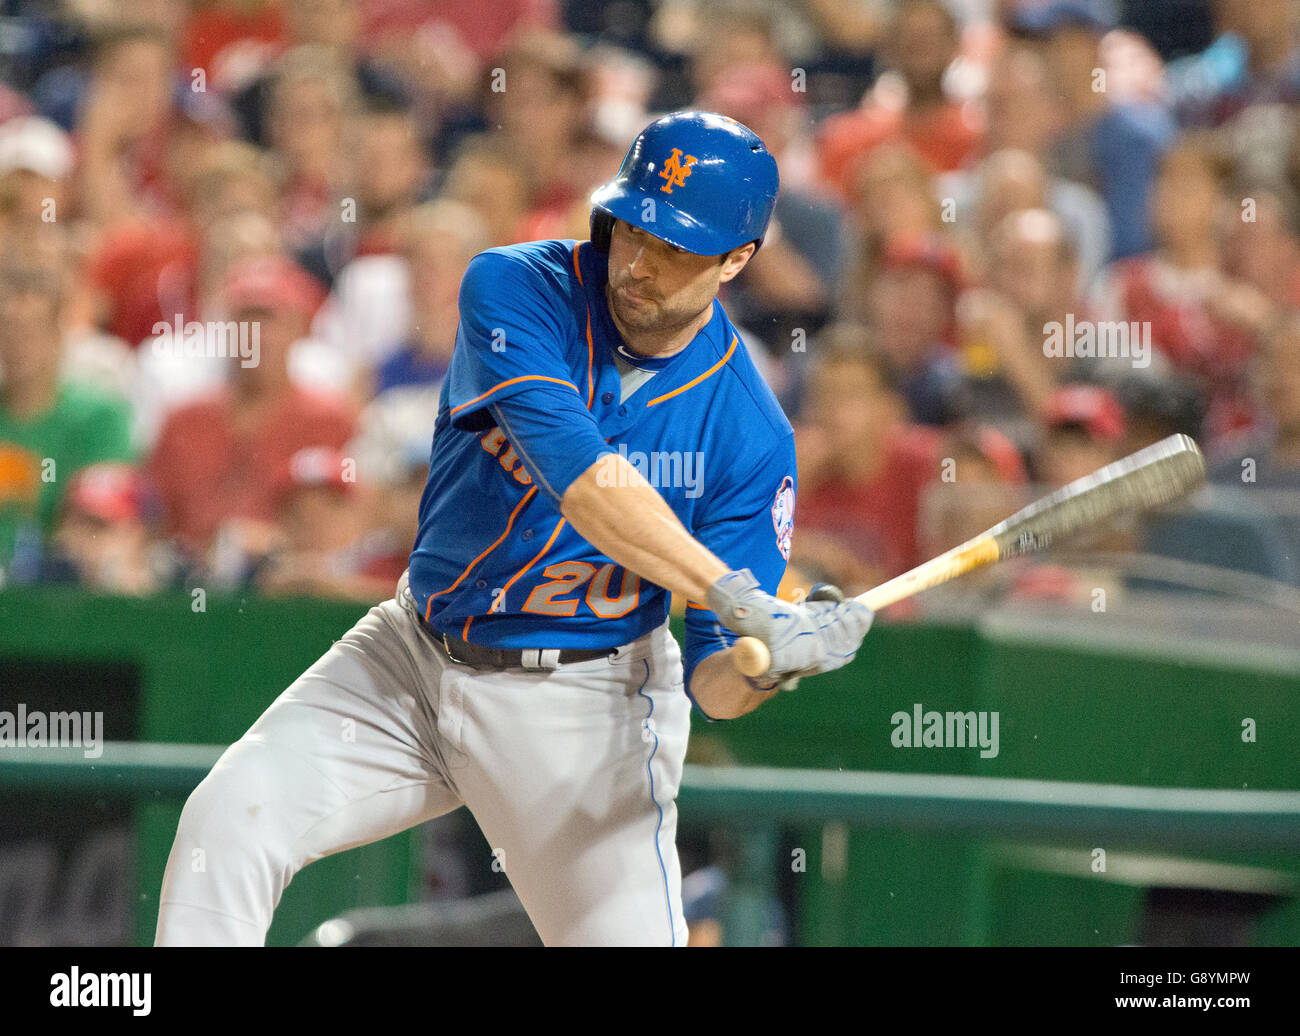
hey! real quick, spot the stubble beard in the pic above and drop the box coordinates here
[608,281,709,338]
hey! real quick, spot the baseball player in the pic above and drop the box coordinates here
[155,111,874,947]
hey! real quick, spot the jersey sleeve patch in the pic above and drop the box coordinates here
[771,475,795,561]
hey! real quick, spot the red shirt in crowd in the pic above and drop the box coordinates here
[149,387,357,552]
[361,0,558,60]
[1108,257,1259,441]
[817,102,982,199]
[182,5,287,76]
[796,425,943,578]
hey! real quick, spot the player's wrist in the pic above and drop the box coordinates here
[707,568,767,629]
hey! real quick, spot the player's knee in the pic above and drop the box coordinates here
[173,742,296,874]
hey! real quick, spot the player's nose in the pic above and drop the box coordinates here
[626,245,656,279]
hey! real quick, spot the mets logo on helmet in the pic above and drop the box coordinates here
[659,148,697,194]
[771,475,795,561]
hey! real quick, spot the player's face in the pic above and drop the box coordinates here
[605,220,752,336]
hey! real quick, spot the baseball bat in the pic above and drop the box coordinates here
[733,433,1206,678]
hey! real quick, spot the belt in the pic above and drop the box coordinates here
[420,618,614,671]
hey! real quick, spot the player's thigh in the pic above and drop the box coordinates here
[181,598,462,862]
[452,634,693,946]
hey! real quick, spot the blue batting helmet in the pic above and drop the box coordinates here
[589,110,779,256]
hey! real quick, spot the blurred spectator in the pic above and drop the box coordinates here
[919,423,1028,563]
[487,31,598,241]
[938,41,1113,287]
[45,462,179,595]
[583,43,658,150]
[1171,0,1300,132]
[297,98,433,286]
[1195,0,1300,201]
[347,388,436,583]
[1090,140,1271,446]
[969,149,1050,248]
[1211,315,1300,491]
[265,45,358,250]
[1035,382,1126,486]
[800,0,888,84]
[77,23,184,230]
[307,255,411,397]
[130,208,287,450]
[186,145,285,319]
[256,446,401,600]
[83,219,197,350]
[304,101,442,383]
[841,143,945,317]
[1094,22,1167,108]
[363,0,560,126]
[1015,1,1177,259]
[372,199,490,396]
[793,325,942,592]
[84,138,284,354]
[148,255,355,563]
[681,862,787,948]
[864,234,965,426]
[652,0,796,107]
[28,3,186,134]
[1013,379,1132,603]
[0,116,75,234]
[438,135,535,247]
[984,209,1083,352]
[181,0,287,94]
[1225,188,1300,311]
[818,0,982,196]
[950,208,1082,450]
[230,0,410,147]
[0,241,134,585]
[1114,366,1207,454]
[970,41,1059,154]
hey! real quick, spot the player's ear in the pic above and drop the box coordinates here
[718,242,756,283]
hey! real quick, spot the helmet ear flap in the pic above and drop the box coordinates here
[589,209,614,251]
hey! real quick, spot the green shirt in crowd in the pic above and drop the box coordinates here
[0,381,134,577]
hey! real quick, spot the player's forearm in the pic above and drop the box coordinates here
[560,454,729,602]
[689,650,779,719]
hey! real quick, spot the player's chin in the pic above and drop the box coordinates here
[613,297,660,328]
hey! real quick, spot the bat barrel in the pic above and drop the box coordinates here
[730,433,1206,679]
[988,433,1205,559]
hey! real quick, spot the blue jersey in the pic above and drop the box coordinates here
[409,239,796,690]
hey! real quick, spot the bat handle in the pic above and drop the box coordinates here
[730,536,1000,679]
[733,637,771,678]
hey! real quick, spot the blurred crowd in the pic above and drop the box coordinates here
[0,0,1298,602]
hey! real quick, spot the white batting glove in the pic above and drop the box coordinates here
[707,570,874,686]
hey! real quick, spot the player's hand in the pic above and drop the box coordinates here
[707,569,874,684]
[764,583,853,692]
